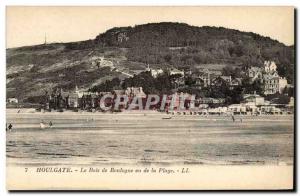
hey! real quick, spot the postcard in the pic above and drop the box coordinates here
[6,6,295,190]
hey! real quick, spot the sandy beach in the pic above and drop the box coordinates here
[6,108,294,166]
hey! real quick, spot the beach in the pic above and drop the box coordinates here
[6,109,294,166]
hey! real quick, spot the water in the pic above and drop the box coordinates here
[6,112,294,166]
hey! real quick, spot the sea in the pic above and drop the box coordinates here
[6,110,294,166]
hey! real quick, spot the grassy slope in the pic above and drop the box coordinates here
[6,23,294,102]
[6,44,142,101]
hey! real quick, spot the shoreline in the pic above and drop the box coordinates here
[6,108,295,117]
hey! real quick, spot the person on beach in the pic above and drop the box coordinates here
[49,121,53,128]
[8,123,13,131]
[231,115,235,122]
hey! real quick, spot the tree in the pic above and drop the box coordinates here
[222,66,242,78]
[265,93,290,104]
[184,76,196,86]
[242,77,264,95]
[164,54,172,63]
[89,77,121,92]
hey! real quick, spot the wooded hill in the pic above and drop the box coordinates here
[7,22,294,102]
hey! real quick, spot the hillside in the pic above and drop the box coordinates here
[6,22,294,102]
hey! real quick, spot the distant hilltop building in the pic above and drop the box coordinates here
[109,29,130,43]
[117,32,129,43]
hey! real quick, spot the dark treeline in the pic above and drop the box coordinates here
[89,70,292,105]
[7,22,294,103]
[89,71,178,95]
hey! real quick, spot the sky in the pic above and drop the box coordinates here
[6,6,295,48]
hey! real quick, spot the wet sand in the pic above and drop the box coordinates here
[6,110,294,166]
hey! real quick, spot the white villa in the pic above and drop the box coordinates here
[248,61,288,95]
[264,61,277,72]
[169,68,185,76]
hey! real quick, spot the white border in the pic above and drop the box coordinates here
[1,0,300,6]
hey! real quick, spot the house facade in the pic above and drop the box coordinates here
[263,74,288,95]
[243,94,265,106]
[247,61,288,95]
[145,64,164,78]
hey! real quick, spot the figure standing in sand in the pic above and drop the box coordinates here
[49,121,53,128]
[8,123,13,131]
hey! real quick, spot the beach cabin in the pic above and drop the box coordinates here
[244,102,260,115]
[208,107,227,115]
[243,94,265,106]
[260,105,281,115]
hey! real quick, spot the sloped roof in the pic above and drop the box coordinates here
[243,94,263,99]
[232,78,242,84]
[113,89,125,95]
[220,76,231,81]
[263,73,280,80]
[68,93,79,99]
[249,66,262,72]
